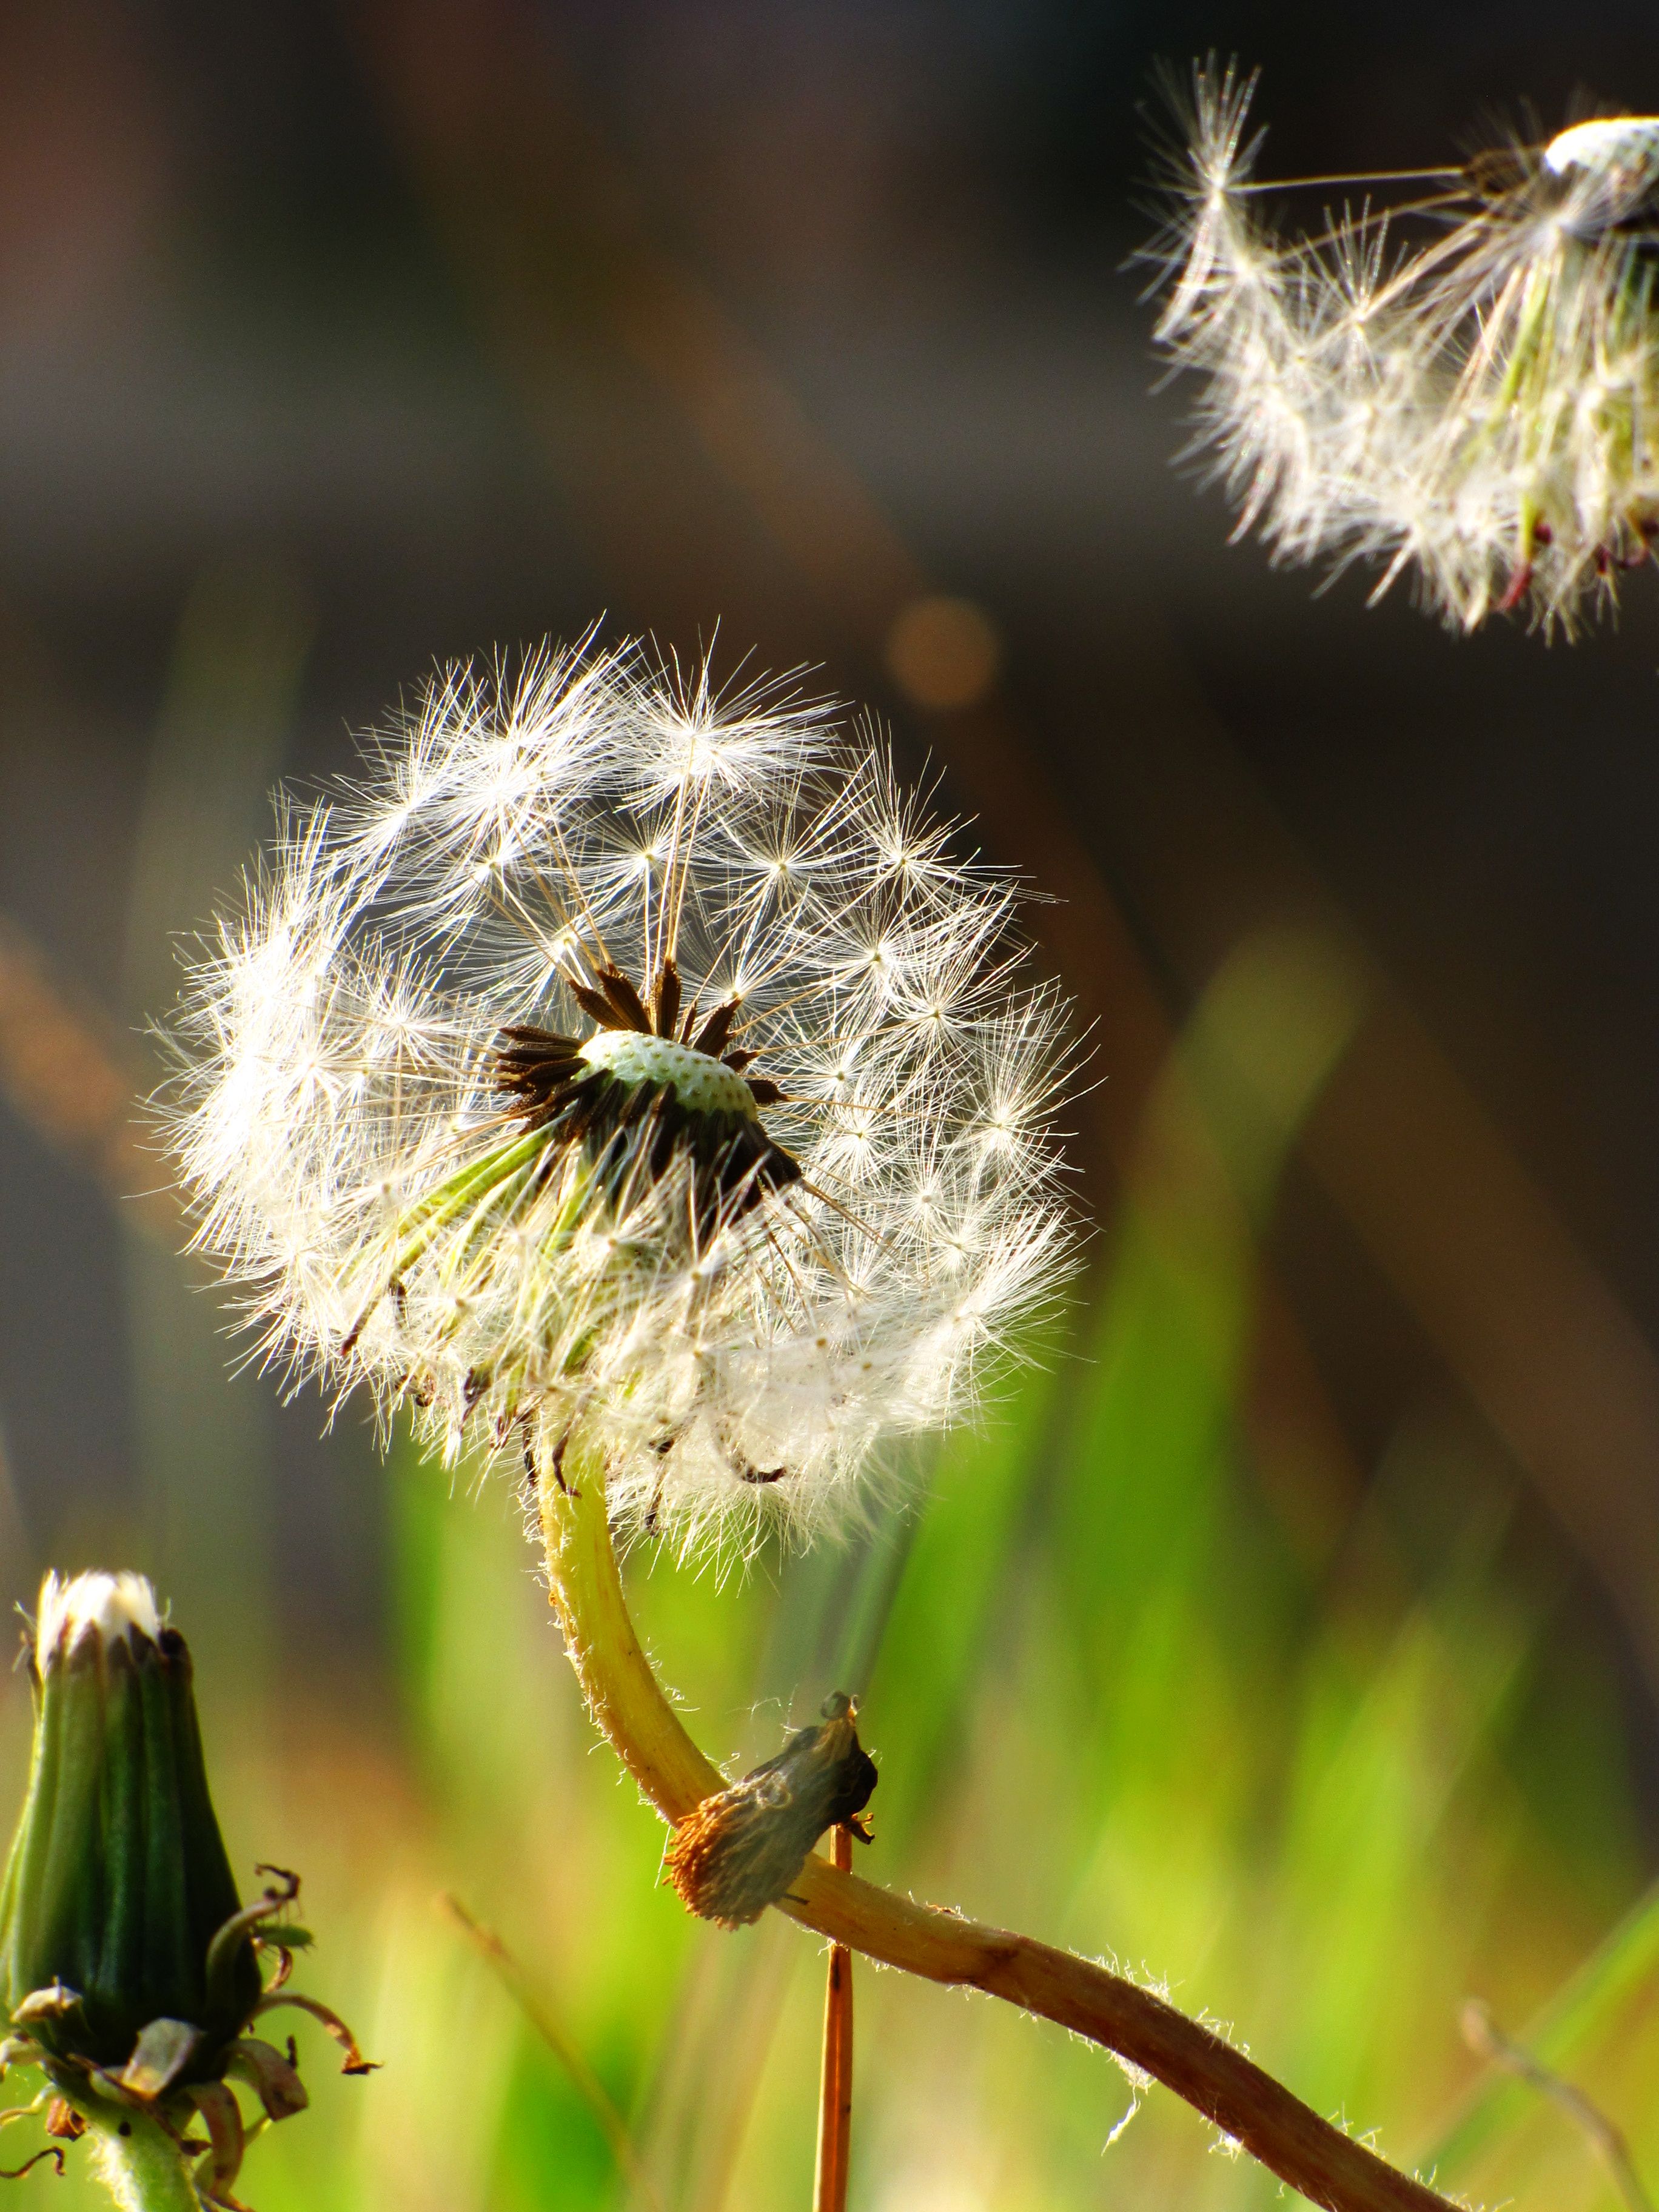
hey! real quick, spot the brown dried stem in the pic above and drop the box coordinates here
[540,1459,1456,2212]
[811,1825,854,2212]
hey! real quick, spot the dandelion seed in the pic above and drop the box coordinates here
[158,640,1076,1558]
[1143,58,1659,634]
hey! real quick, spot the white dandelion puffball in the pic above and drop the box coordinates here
[1145,59,1659,635]
[161,640,1076,1556]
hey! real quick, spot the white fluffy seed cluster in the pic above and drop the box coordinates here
[1147,61,1659,634]
[160,640,1076,1557]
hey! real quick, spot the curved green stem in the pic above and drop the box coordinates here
[539,1443,722,1822]
[540,1454,1456,2212]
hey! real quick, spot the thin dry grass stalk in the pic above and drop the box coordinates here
[811,1825,854,2212]
[1461,1999,1652,2212]
[441,1894,665,2212]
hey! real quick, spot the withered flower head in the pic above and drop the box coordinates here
[665,1692,877,1928]
[159,640,1076,1557]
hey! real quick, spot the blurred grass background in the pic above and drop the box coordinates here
[6,893,1659,2209]
[4,2,1659,2207]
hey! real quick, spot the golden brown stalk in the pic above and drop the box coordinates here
[539,1459,1456,2212]
[811,1825,855,2212]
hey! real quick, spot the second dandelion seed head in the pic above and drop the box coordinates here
[160,639,1075,1557]
[1146,61,1659,634]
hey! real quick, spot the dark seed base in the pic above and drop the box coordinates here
[494,954,800,1236]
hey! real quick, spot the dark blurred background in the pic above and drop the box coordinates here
[6,5,1659,2207]
[4,0,1657,1704]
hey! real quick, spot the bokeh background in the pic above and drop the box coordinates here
[3,2,1659,2205]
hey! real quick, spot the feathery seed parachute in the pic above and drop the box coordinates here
[1145,61,1659,634]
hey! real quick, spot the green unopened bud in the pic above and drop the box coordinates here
[1,1572,260,2076]
[0,1573,372,2208]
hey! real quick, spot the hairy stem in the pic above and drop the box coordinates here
[75,2103,201,2212]
[539,1461,1455,2212]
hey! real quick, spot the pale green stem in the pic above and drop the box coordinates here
[76,2102,202,2212]
[538,1444,1457,2212]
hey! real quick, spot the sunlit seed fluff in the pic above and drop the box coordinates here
[1144,59,1659,635]
[158,640,1076,1558]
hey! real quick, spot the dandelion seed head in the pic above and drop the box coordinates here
[1144,60,1659,634]
[159,639,1077,1560]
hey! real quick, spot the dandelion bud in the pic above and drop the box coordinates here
[0,1572,370,2202]
[665,1692,877,1928]
[1,1573,261,2079]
